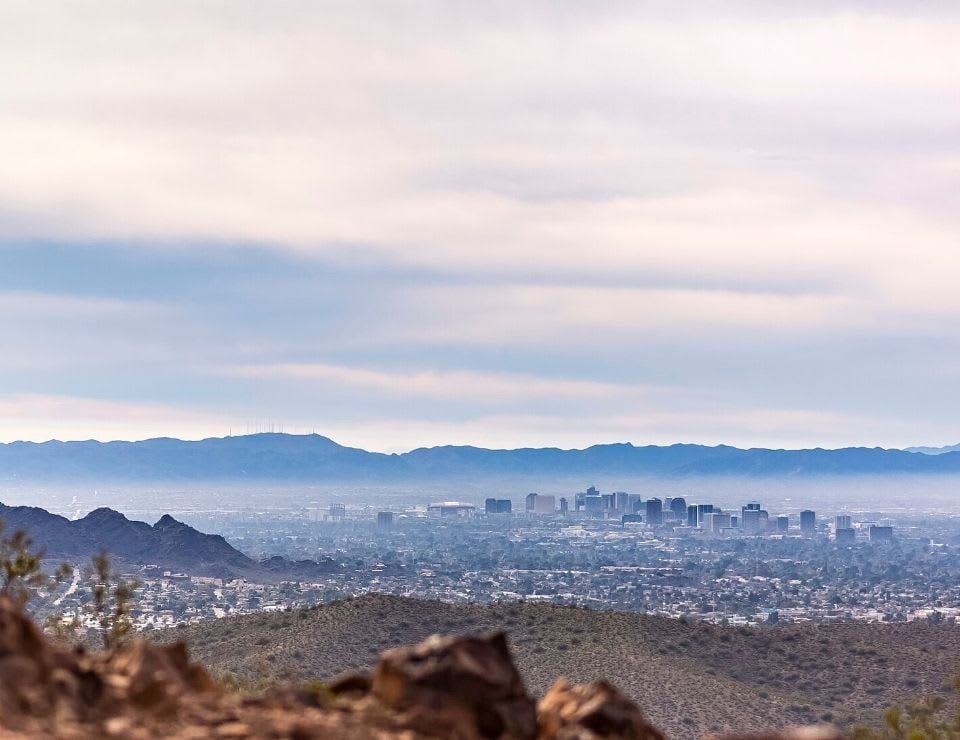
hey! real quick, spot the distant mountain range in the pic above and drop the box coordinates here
[0,502,334,579]
[2,433,960,482]
[905,443,960,455]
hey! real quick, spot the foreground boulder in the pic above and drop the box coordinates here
[372,632,538,739]
[538,679,665,740]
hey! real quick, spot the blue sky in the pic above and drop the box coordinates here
[1,2,959,450]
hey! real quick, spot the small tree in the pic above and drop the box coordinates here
[91,551,139,649]
[0,520,71,606]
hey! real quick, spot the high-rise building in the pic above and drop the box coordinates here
[585,494,604,518]
[614,492,630,512]
[745,502,761,511]
[800,510,816,536]
[730,514,739,528]
[559,497,569,515]
[776,515,789,533]
[376,511,394,529]
[835,527,856,544]
[485,498,512,514]
[602,493,615,511]
[534,495,556,514]
[696,504,714,528]
[329,503,346,522]
[869,525,894,542]
[525,493,538,512]
[834,515,852,531]
[645,498,663,526]
[670,497,687,519]
[687,505,698,527]
[574,492,586,511]
[741,507,761,534]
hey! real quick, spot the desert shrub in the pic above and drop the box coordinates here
[0,520,70,606]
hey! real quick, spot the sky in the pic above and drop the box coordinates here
[1,1,959,451]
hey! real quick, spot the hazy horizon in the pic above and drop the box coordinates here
[0,429,958,455]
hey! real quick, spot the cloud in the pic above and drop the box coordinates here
[1,4,959,448]
[0,394,232,443]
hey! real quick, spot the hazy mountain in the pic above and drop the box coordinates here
[905,443,960,455]
[1,432,959,483]
[0,503,255,577]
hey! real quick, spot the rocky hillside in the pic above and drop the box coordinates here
[0,593,673,739]
[168,595,960,739]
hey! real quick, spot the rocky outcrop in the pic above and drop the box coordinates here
[372,632,538,739]
[538,679,665,740]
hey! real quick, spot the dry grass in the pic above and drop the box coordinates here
[161,595,960,739]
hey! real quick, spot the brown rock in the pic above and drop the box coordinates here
[372,632,537,739]
[537,679,665,740]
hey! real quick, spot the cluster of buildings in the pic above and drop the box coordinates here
[496,488,895,542]
[39,486,928,634]
[185,503,948,627]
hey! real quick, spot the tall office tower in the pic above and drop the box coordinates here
[776,515,789,532]
[800,509,816,536]
[758,510,769,530]
[835,515,852,531]
[835,527,856,544]
[696,504,714,527]
[869,525,894,542]
[376,511,394,530]
[329,503,346,521]
[534,494,556,514]
[586,486,599,497]
[741,507,761,533]
[687,505,698,527]
[711,513,731,533]
[585,494,604,518]
[525,493,538,512]
[744,502,761,511]
[575,492,586,511]
[559,497,569,515]
[645,497,663,526]
[486,498,512,514]
[615,492,630,512]
[670,497,687,520]
[602,493,615,511]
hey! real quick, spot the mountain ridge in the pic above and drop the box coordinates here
[0,502,262,578]
[2,432,960,482]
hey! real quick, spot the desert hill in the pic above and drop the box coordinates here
[164,595,958,739]
[0,593,671,739]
